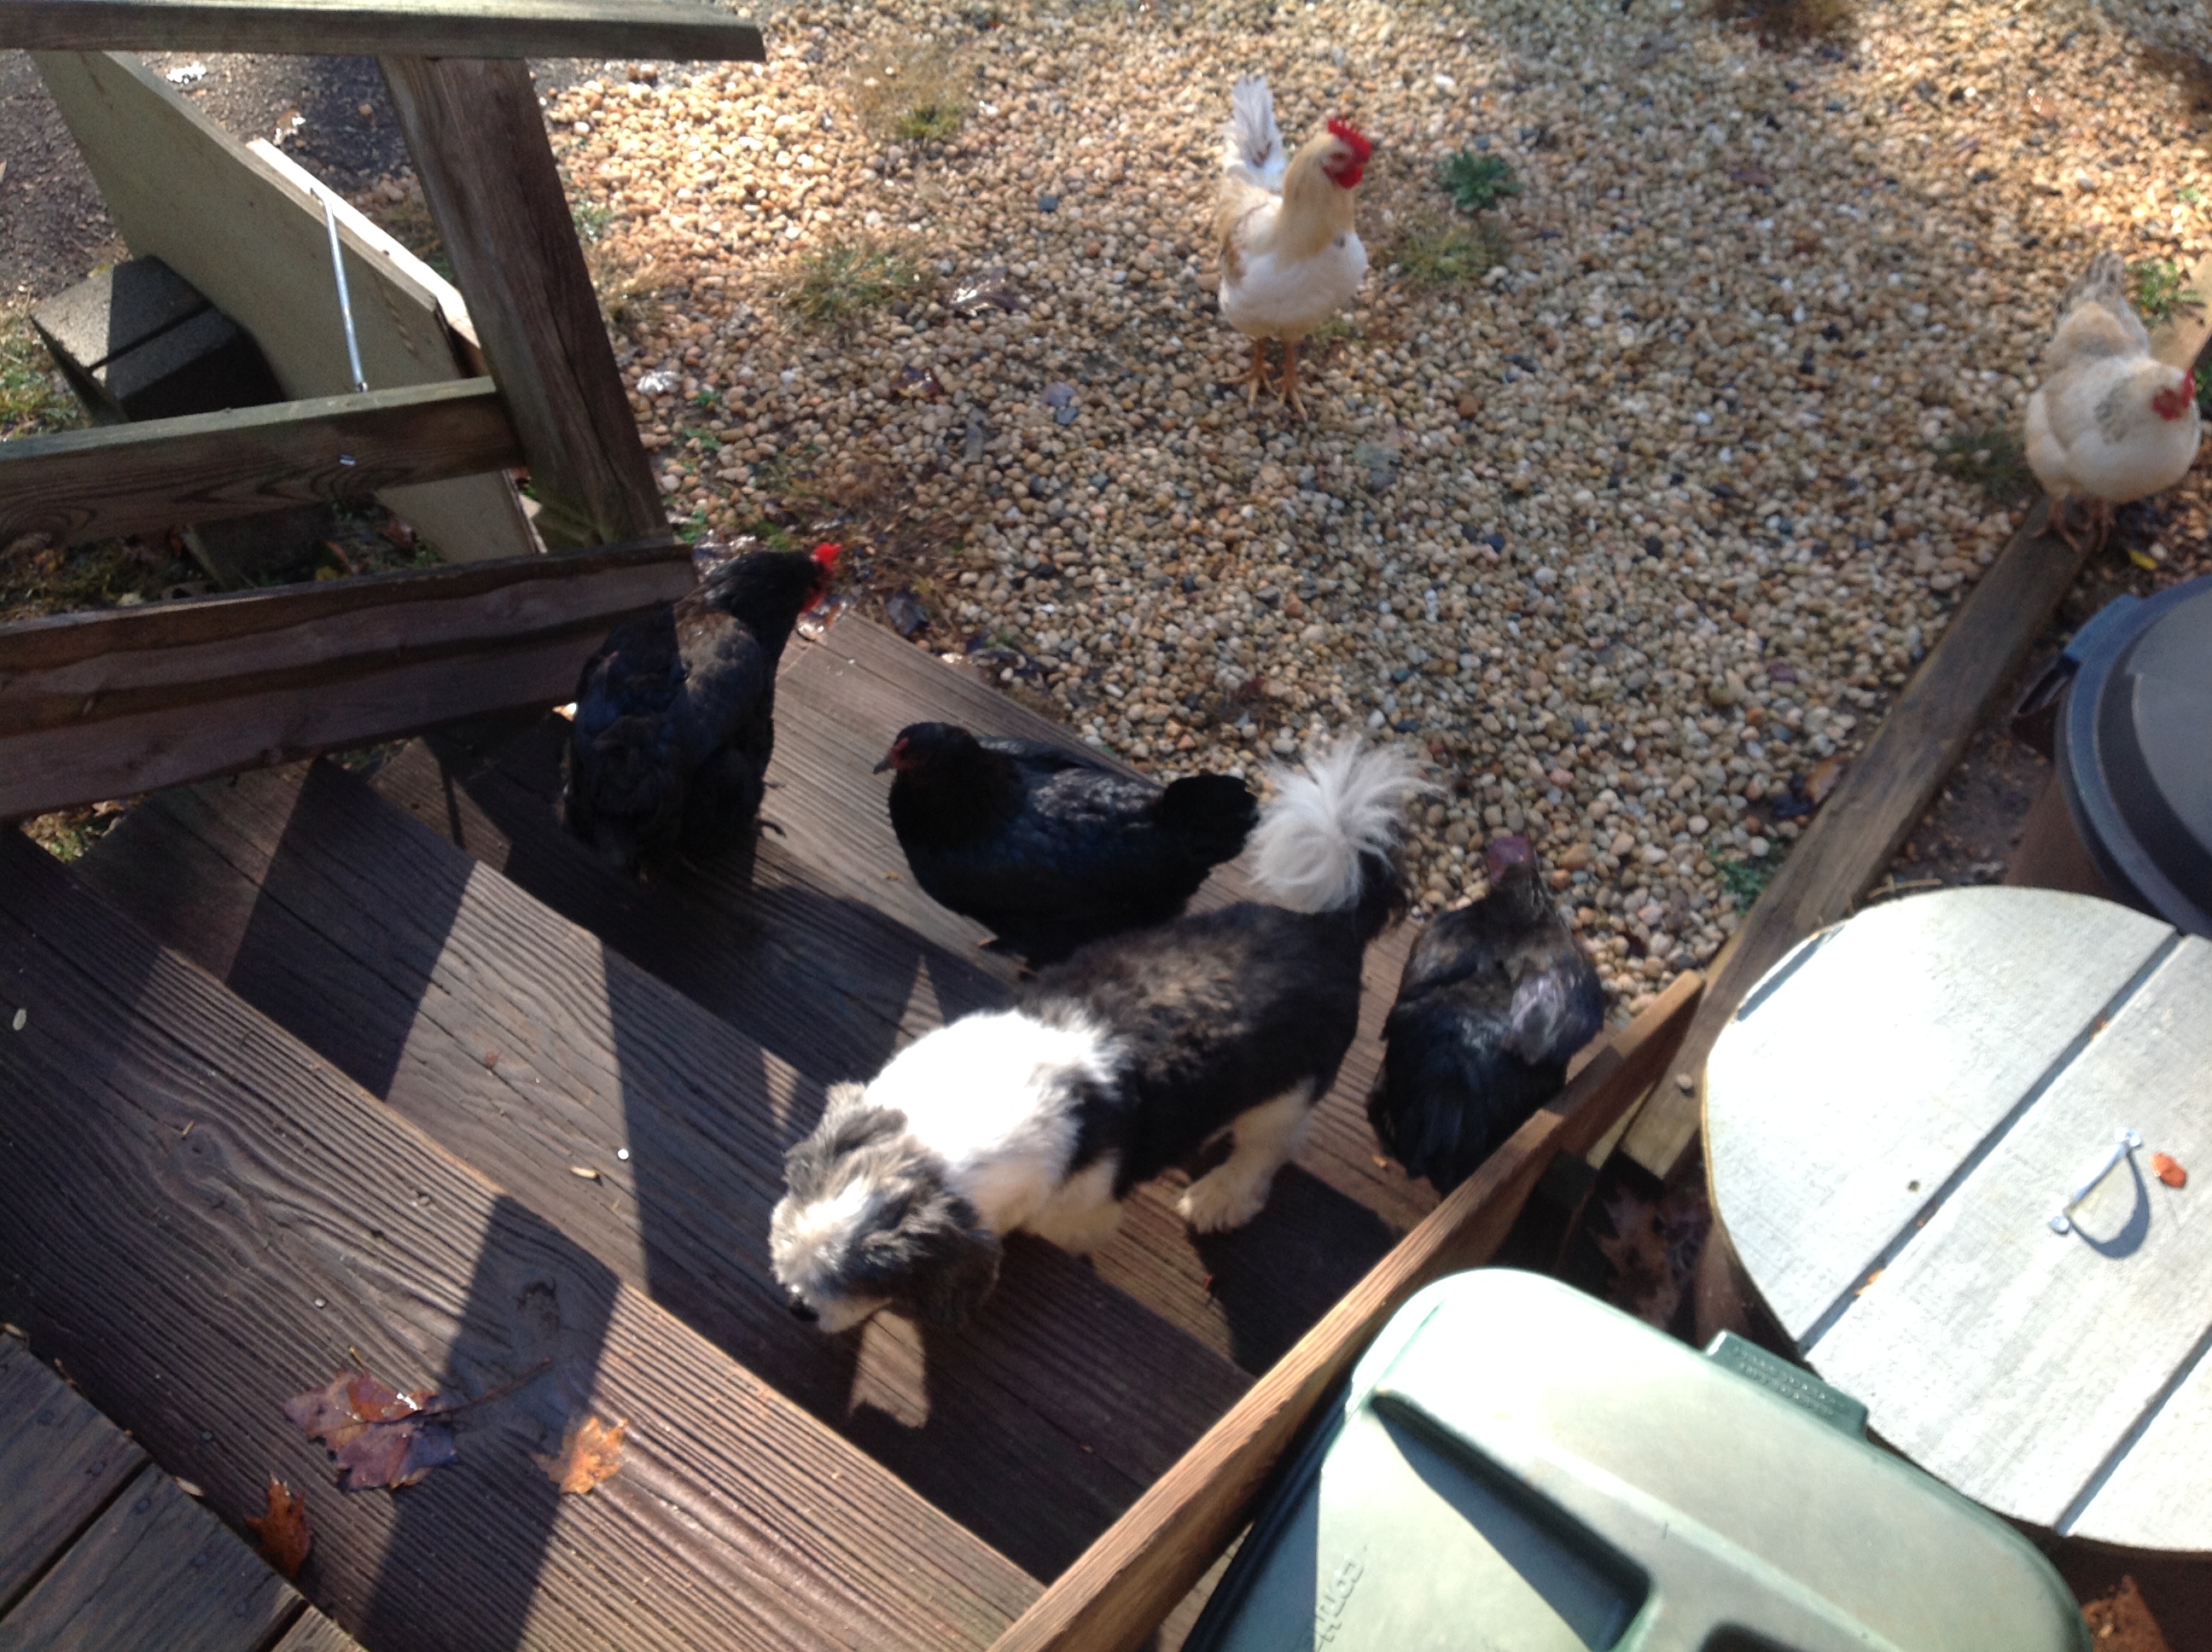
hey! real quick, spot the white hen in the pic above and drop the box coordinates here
[2025,250,2201,549]
[1214,77,1371,416]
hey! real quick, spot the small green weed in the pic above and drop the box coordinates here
[2129,257,2204,326]
[784,241,926,328]
[1,311,81,441]
[1437,150,1521,214]
[1936,426,2034,503]
[573,196,615,246]
[1709,847,1774,905]
[1391,220,1509,290]
[1711,0,1855,48]
[848,43,970,145]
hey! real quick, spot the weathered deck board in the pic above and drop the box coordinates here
[1807,931,2212,1537]
[371,706,1407,1373]
[776,620,1435,1236]
[1705,887,2174,1342]
[269,1614,368,1652]
[78,763,1251,1579]
[0,829,1033,1650]
[0,1336,148,1615]
[0,1465,299,1652]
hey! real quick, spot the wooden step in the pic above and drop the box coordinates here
[75,762,1251,1581]
[370,704,1403,1375]
[774,618,1438,1237]
[0,830,1033,1651]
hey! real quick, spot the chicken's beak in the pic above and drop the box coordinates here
[871,755,895,774]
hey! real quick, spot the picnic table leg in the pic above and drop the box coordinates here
[380,55,664,550]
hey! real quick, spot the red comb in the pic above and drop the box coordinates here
[1327,119,1372,165]
[811,543,842,568]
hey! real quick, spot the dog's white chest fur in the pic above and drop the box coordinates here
[864,1010,1118,1233]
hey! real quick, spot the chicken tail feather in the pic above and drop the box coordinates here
[2059,249,2133,327]
[1156,772,1260,860]
[1222,73,1284,186]
[1252,737,1429,927]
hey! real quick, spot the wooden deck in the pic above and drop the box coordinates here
[0,611,1594,1650]
[0,1329,360,1651]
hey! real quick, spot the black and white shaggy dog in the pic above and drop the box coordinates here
[770,739,1426,1331]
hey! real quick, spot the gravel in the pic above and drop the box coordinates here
[533,0,2212,1018]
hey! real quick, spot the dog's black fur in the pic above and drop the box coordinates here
[1027,848,1404,1195]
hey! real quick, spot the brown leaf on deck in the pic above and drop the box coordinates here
[2152,1152,2188,1189]
[245,1477,312,1578]
[542,1415,626,1495]
[282,1369,458,1491]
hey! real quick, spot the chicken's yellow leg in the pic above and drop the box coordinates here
[1281,336,1306,419]
[1241,337,1268,409]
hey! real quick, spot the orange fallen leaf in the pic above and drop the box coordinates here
[2153,1152,2188,1189]
[1805,757,1844,807]
[543,1415,626,1495]
[246,1477,311,1578]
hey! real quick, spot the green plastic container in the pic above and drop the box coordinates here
[1185,1270,2087,1652]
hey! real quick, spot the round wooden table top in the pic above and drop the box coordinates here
[1706,885,2212,1553]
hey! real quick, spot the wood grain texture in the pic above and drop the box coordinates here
[1706,887,2173,1341]
[78,761,1251,1581]
[1623,505,2095,1180]
[0,540,690,818]
[0,1337,148,1615]
[380,55,661,551]
[269,1613,366,1652]
[0,380,520,548]
[1807,933,2212,1542]
[32,50,533,563]
[985,970,1703,1652]
[2073,1315,2212,1550]
[2,0,766,61]
[0,1466,299,1652]
[0,829,1033,1650]
[777,620,1437,1237]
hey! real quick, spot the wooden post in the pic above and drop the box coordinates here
[380,55,661,551]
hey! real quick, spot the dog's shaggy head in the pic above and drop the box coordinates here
[770,1084,1004,1333]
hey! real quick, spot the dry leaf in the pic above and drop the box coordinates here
[246,1477,312,1578]
[2152,1152,2188,1189]
[283,1370,457,1491]
[543,1415,626,1494]
[1805,757,1843,806]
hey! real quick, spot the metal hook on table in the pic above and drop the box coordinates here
[2048,1128,2142,1234]
[323,195,368,395]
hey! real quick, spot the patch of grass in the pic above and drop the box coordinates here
[23,803,132,864]
[783,240,926,328]
[2129,257,2204,326]
[1936,425,2034,503]
[1437,150,1521,214]
[1389,216,1510,290]
[1709,846,1774,905]
[1711,0,1854,48]
[847,42,971,145]
[1,311,82,442]
[573,196,616,247]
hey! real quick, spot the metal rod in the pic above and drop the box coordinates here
[323,196,369,394]
[2048,1127,2141,1234]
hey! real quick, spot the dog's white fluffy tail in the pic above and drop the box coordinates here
[1221,74,1285,189]
[1251,738,1429,913]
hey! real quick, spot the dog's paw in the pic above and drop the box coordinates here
[1177,1169,1270,1233]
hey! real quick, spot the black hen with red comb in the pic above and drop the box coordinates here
[1366,836,1604,1193]
[878,722,1258,964]
[564,544,837,875]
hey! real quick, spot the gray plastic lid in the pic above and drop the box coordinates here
[1188,1270,2087,1652]
[2058,576,2212,936]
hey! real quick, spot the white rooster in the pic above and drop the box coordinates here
[2025,250,2201,550]
[1214,76,1371,416]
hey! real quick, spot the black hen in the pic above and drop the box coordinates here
[564,544,837,874]
[878,721,1258,963]
[1367,835,1605,1193]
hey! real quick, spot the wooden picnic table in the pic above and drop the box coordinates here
[1706,886,2212,1550]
